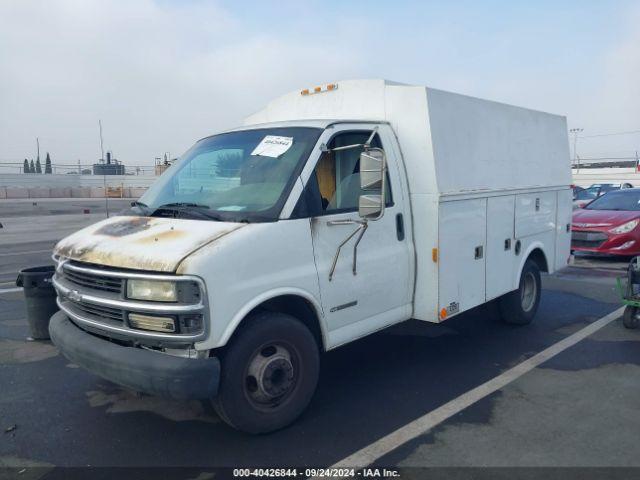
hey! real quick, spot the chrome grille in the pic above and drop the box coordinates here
[62,264,123,294]
[65,299,125,323]
[572,230,607,249]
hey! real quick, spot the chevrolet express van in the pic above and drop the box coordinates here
[49,79,572,433]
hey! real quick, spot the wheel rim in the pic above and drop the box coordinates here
[521,272,537,312]
[244,342,298,410]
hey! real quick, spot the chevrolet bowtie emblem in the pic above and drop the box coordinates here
[68,290,82,302]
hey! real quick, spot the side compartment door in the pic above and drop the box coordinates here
[486,195,516,300]
[515,192,557,238]
[555,189,572,271]
[438,198,487,318]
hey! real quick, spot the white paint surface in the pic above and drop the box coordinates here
[485,195,517,301]
[438,198,487,316]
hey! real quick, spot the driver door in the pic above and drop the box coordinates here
[303,126,412,348]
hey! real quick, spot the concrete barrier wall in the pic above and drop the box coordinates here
[71,187,91,198]
[50,187,72,198]
[572,169,640,188]
[0,173,153,199]
[5,187,29,199]
[129,187,148,198]
[0,173,156,188]
[28,188,50,198]
[90,187,105,198]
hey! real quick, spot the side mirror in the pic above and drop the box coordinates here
[358,148,386,220]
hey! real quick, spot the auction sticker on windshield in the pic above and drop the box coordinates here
[251,136,293,158]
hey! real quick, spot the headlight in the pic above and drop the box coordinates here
[609,219,639,234]
[127,279,178,302]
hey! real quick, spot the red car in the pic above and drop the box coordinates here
[572,188,640,255]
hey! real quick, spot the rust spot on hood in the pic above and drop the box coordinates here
[95,217,154,237]
[54,217,246,272]
[56,242,100,261]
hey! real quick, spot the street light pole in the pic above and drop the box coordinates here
[569,128,583,170]
[99,120,109,218]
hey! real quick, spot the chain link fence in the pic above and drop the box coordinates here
[0,162,160,176]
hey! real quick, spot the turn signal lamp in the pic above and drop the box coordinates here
[129,313,176,333]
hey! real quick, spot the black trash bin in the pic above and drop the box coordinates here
[16,265,58,340]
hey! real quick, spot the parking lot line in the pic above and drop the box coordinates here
[331,306,625,469]
[0,287,23,294]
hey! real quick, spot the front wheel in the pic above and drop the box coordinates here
[212,312,320,434]
[499,259,541,325]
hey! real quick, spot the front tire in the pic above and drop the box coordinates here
[499,259,541,325]
[212,312,320,434]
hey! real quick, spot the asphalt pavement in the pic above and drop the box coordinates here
[0,199,130,285]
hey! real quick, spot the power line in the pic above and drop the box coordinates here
[578,129,640,139]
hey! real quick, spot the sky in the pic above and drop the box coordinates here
[0,0,638,167]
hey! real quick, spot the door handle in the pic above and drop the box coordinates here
[504,239,511,250]
[396,213,405,241]
[474,246,484,259]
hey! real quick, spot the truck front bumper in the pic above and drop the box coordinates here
[49,311,220,400]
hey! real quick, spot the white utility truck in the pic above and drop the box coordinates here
[49,79,572,433]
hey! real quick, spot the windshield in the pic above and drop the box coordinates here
[595,184,620,193]
[575,187,599,201]
[138,127,322,222]
[585,190,640,211]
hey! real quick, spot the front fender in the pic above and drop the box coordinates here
[516,241,549,289]
[218,287,326,348]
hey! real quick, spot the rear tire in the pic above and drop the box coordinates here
[499,259,541,325]
[623,306,639,329]
[212,312,320,434]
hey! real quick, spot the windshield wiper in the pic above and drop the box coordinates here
[235,214,275,223]
[152,203,225,221]
[130,200,152,215]
[157,202,210,209]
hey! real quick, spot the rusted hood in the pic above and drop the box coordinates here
[54,216,245,272]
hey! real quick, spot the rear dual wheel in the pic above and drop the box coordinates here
[212,312,320,434]
[499,259,541,325]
